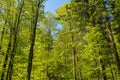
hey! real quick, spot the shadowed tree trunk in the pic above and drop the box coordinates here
[0,28,5,50]
[27,0,41,80]
[100,59,107,80]
[5,1,25,80]
[1,30,12,80]
[1,1,12,80]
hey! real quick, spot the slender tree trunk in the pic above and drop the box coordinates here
[109,63,116,80]
[1,1,12,79]
[94,52,107,80]
[98,27,108,80]
[96,60,103,80]
[69,23,77,80]
[68,12,77,80]
[0,28,5,50]
[27,0,40,80]
[71,31,77,80]
[78,66,82,80]
[111,1,120,43]
[92,18,108,80]
[72,49,77,80]
[5,1,25,80]
[106,20,120,74]
[46,29,52,80]
[1,31,12,80]
[103,1,120,74]
[100,60,107,80]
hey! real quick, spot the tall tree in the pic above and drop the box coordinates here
[103,0,120,74]
[27,0,44,80]
[6,0,25,80]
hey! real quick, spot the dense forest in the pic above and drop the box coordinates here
[0,0,120,80]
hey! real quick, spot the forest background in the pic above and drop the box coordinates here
[0,0,120,80]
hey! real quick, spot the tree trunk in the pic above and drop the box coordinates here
[73,49,77,80]
[46,29,53,80]
[27,1,40,80]
[103,1,120,74]
[100,59,107,80]
[1,31,12,80]
[1,1,12,79]
[70,31,77,80]
[78,66,82,80]
[106,20,120,74]
[0,28,5,50]
[6,1,25,80]
[109,63,116,80]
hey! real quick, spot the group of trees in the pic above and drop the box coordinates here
[0,0,120,80]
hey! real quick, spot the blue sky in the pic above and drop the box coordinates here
[45,0,71,14]
[44,0,71,30]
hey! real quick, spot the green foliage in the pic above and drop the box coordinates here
[0,0,120,80]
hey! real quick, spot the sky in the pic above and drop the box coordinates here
[44,0,71,30]
[45,0,71,14]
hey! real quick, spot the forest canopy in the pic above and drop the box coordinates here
[0,0,120,80]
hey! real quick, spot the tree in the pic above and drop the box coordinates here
[27,0,45,80]
[6,0,25,80]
